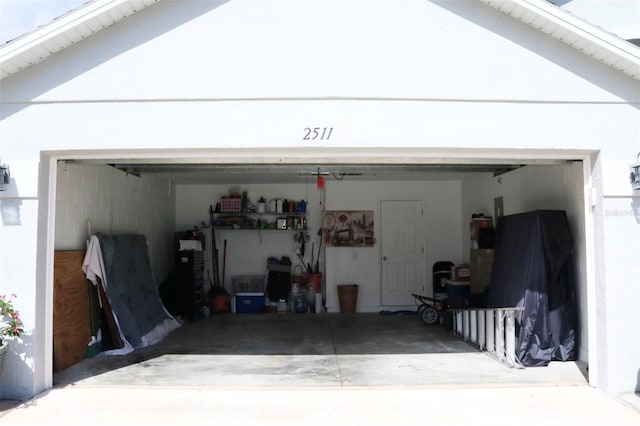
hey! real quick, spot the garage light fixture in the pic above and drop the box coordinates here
[297,170,330,177]
[631,152,640,191]
[297,168,370,188]
[109,164,141,177]
[297,169,370,180]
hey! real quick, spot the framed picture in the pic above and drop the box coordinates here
[322,210,374,247]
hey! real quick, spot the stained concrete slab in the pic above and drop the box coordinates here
[3,385,640,426]
[52,313,588,389]
[4,314,638,425]
[5,314,640,426]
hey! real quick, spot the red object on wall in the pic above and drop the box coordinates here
[451,265,471,282]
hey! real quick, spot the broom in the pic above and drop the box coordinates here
[85,220,102,357]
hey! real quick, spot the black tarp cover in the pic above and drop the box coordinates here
[97,234,180,350]
[487,210,577,366]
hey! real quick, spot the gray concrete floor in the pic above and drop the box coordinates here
[52,313,588,388]
[3,313,640,425]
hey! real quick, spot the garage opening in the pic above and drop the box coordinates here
[49,150,592,388]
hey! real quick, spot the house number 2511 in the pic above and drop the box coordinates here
[303,127,333,141]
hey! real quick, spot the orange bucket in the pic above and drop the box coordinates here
[308,274,322,293]
[210,295,230,313]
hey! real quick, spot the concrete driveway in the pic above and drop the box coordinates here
[2,314,639,424]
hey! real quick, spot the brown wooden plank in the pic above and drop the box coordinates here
[53,251,91,372]
[96,278,124,350]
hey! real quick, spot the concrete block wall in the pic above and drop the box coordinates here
[55,162,176,284]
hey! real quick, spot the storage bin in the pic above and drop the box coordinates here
[232,275,265,293]
[235,293,265,313]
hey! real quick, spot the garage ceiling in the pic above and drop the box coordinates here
[103,162,530,185]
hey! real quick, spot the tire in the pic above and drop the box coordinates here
[421,306,439,325]
[417,305,427,316]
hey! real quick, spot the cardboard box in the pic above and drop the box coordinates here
[267,263,291,273]
[470,249,494,293]
[470,218,493,241]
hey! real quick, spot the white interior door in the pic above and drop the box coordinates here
[381,199,425,306]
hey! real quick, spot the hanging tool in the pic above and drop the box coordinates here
[315,228,322,274]
[296,233,313,273]
[295,234,304,267]
[308,241,315,274]
[209,205,220,288]
[222,239,227,289]
[311,242,314,271]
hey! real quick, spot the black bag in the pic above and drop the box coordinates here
[267,270,291,302]
[433,261,453,293]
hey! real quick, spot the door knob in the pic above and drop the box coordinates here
[383,256,388,261]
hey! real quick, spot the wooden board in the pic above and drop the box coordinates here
[53,251,91,372]
[95,278,124,351]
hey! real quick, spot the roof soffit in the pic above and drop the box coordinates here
[0,0,160,80]
[478,0,640,80]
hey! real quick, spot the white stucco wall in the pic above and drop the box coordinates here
[602,196,640,392]
[323,180,463,312]
[1,0,639,397]
[175,182,325,294]
[0,162,175,399]
[174,179,462,313]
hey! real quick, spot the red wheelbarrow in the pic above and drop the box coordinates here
[411,293,447,325]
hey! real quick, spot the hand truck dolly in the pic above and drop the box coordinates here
[411,293,447,325]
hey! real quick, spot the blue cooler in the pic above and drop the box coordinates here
[446,280,471,298]
[235,293,265,313]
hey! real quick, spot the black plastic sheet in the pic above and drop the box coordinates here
[488,210,577,366]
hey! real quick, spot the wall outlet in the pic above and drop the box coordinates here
[494,196,504,218]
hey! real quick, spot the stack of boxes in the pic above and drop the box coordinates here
[469,217,495,294]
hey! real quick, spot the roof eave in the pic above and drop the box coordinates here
[0,0,160,80]
[479,0,640,80]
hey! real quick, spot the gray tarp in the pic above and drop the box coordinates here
[96,234,179,350]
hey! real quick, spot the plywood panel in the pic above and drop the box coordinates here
[53,251,91,372]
